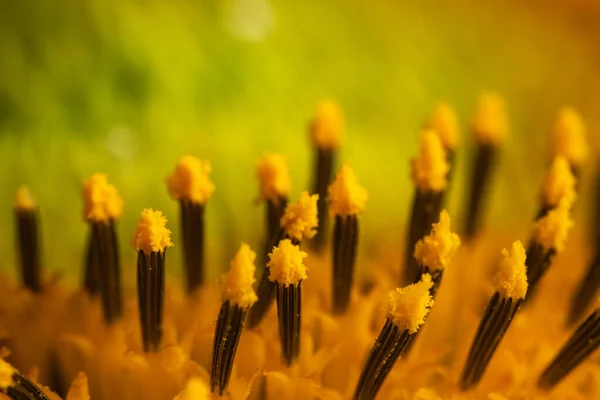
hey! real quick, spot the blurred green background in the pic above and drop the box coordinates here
[1,0,599,283]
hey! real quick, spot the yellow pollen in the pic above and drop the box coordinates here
[426,102,460,150]
[222,243,258,308]
[131,208,174,255]
[534,200,573,252]
[267,239,308,286]
[0,359,14,390]
[540,156,577,208]
[15,186,36,211]
[413,210,461,271]
[310,99,345,150]
[493,240,528,299]
[82,173,123,223]
[387,273,434,333]
[173,377,210,400]
[280,191,319,241]
[411,130,449,192]
[66,372,90,400]
[166,156,215,205]
[471,93,508,145]
[256,153,291,204]
[551,107,589,167]
[327,164,368,217]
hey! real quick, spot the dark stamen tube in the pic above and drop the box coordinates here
[166,156,215,295]
[132,208,173,352]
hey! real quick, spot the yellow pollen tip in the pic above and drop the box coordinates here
[82,173,124,222]
[166,155,215,205]
[256,153,291,204]
[551,107,589,167]
[66,372,90,400]
[15,186,36,211]
[0,359,14,390]
[493,240,528,299]
[426,102,460,150]
[534,200,574,252]
[310,99,345,150]
[327,164,368,217]
[387,274,434,333]
[280,191,319,241]
[131,208,174,255]
[267,239,308,286]
[471,92,508,145]
[173,377,210,400]
[413,210,461,271]
[411,130,449,192]
[541,156,577,208]
[222,243,258,308]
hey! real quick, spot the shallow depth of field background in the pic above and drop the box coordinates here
[1,0,599,283]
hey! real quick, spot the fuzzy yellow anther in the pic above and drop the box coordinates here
[15,186,36,211]
[534,201,573,252]
[387,274,434,333]
[131,208,174,255]
[413,210,461,271]
[267,239,308,286]
[494,240,528,299]
[66,372,90,400]
[426,103,460,150]
[551,107,588,167]
[256,153,291,205]
[411,130,449,192]
[327,164,368,217]
[471,93,508,146]
[280,192,319,241]
[82,173,123,222]
[0,359,14,390]
[222,243,258,308]
[166,156,215,205]
[173,377,210,400]
[541,156,577,209]
[310,100,345,150]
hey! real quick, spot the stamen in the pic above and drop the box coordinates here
[267,239,308,365]
[256,153,291,264]
[402,210,460,356]
[328,164,367,314]
[551,107,588,177]
[132,208,173,352]
[538,308,600,391]
[166,156,215,294]
[413,209,461,296]
[0,359,50,400]
[247,192,318,328]
[537,156,577,219]
[425,103,460,199]
[404,130,449,284]
[464,93,508,240]
[14,186,41,293]
[460,241,527,391]
[82,174,124,324]
[526,200,573,300]
[211,244,257,395]
[425,103,460,153]
[353,274,434,400]
[309,99,344,251]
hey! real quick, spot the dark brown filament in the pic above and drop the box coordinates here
[137,250,166,352]
[180,200,205,294]
[211,301,247,395]
[15,209,41,293]
[332,215,358,314]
